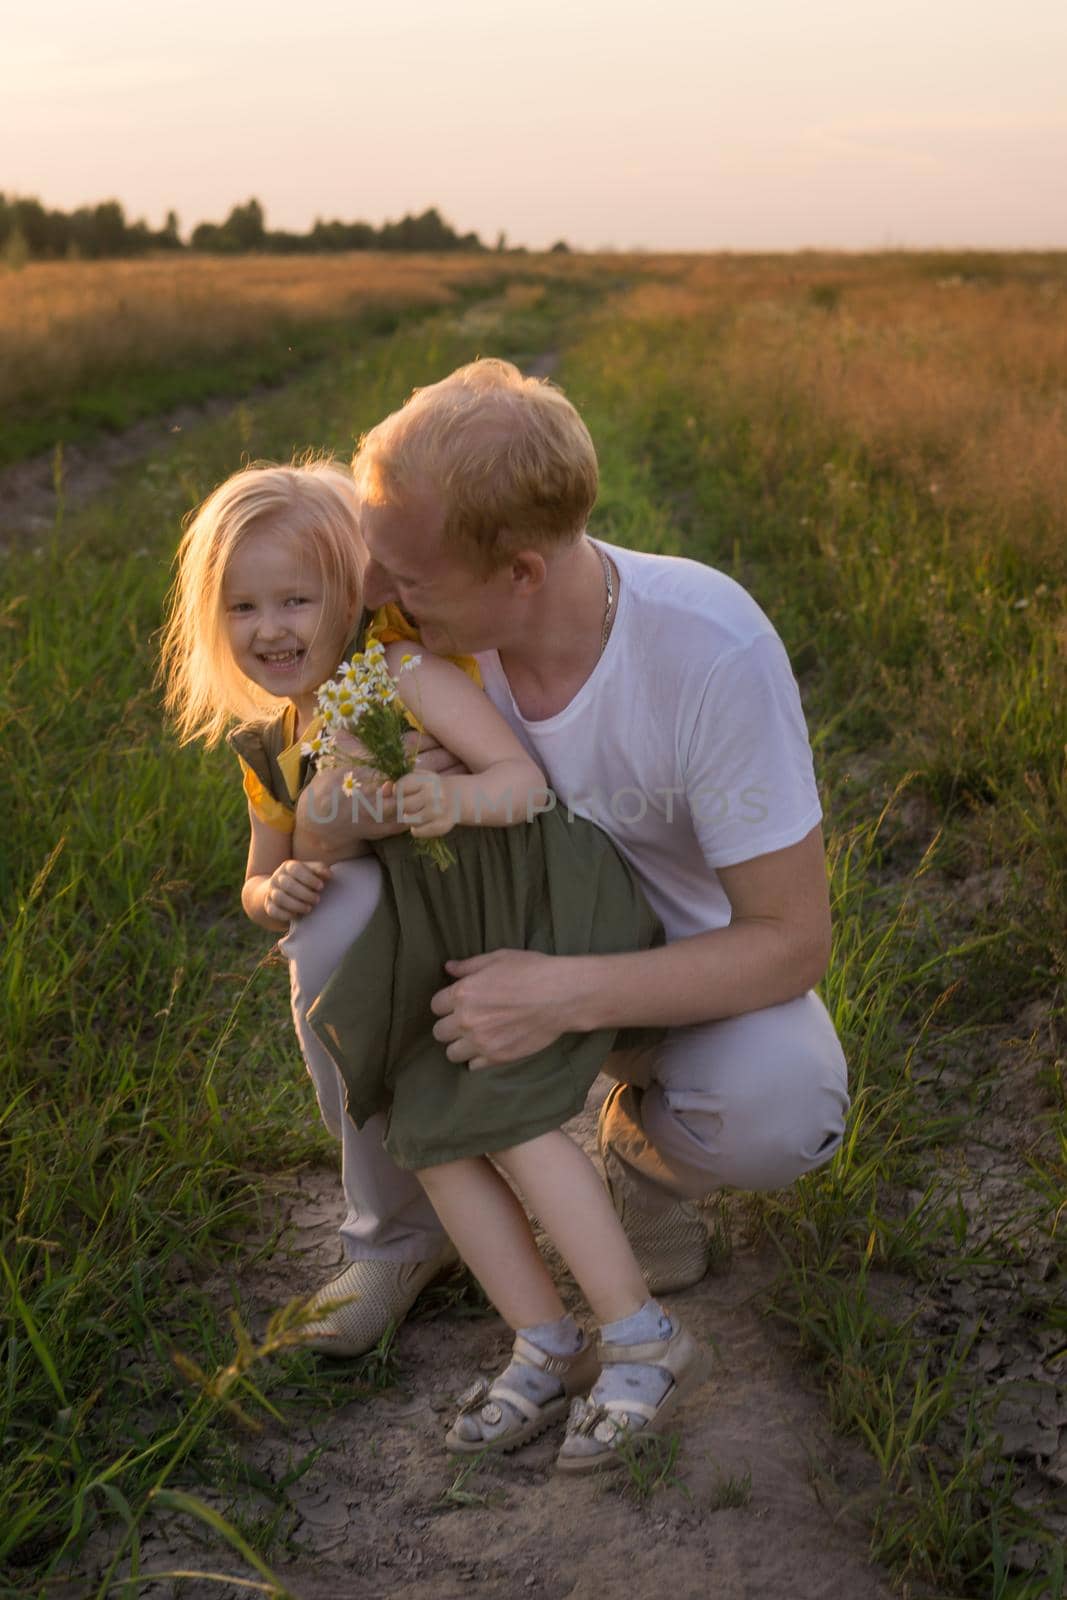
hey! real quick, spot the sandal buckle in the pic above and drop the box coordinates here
[566,1397,626,1446]
[456,1378,490,1416]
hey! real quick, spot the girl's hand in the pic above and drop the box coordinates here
[264,859,331,921]
[391,771,456,839]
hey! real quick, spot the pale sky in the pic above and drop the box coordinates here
[4,0,1066,250]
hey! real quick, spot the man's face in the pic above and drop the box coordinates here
[359,484,513,657]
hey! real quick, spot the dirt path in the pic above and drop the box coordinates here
[0,392,273,545]
[0,340,562,549]
[85,1079,903,1600]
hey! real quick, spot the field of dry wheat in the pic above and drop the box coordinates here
[5,249,1064,576]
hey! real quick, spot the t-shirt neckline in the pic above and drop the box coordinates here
[494,536,628,731]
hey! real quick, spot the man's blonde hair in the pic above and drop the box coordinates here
[158,459,364,747]
[352,359,598,572]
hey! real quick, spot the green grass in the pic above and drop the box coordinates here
[2,266,1063,1597]
[560,306,1065,1597]
[609,1429,691,1503]
[436,1450,506,1511]
[708,1466,753,1511]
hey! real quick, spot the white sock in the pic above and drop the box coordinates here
[590,1299,673,1419]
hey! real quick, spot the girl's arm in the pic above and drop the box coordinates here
[385,644,549,833]
[241,802,335,931]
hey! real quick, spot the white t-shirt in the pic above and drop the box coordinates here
[475,538,823,942]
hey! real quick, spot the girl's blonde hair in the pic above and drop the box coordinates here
[158,459,364,747]
[352,358,598,575]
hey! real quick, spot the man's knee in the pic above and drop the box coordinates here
[641,1058,850,1194]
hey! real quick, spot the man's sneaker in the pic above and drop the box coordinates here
[597,1084,710,1295]
[298,1239,459,1357]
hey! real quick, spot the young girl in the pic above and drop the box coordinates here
[159,458,709,1472]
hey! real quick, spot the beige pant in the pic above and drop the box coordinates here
[280,856,850,1261]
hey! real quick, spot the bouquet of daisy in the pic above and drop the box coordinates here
[303,640,455,870]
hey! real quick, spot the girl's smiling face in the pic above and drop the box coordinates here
[222,524,349,705]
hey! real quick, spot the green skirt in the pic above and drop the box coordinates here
[306,809,664,1170]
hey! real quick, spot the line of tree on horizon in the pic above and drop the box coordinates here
[0,194,571,264]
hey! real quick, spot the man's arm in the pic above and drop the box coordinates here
[567,823,832,1029]
[430,825,832,1068]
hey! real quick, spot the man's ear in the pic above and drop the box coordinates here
[510,549,547,592]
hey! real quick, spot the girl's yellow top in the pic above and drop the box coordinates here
[232,604,482,833]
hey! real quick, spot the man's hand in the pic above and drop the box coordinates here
[332,728,393,803]
[430,950,575,1070]
[294,730,468,862]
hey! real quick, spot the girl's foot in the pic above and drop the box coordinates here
[445,1314,599,1455]
[556,1301,710,1473]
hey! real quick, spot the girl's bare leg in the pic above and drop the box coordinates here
[490,1132,701,1466]
[417,1152,584,1447]
[491,1130,648,1323]
[416,1131,647,1328]
[418,1133,687,1454]
[416,1153,567,1329]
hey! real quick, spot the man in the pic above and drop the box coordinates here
[285,357,849,1356]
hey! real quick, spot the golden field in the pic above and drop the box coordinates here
[0,251,562,412]
[603,252,1067,573]
[4,248,1063,576]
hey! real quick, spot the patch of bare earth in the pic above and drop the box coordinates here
[845,771,1067,1576]
[885,994,1066,1566]
[67,1081,903,1600]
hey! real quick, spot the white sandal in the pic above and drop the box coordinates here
[556,1321,709,1473]
[445,1332,600,1456]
